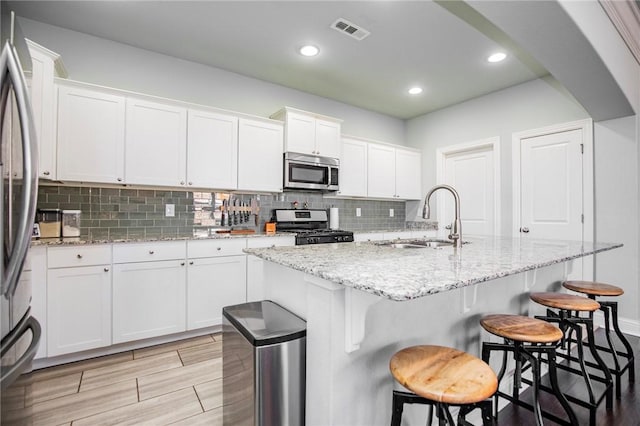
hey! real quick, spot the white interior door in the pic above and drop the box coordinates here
[519,129,583,240]
[440,142,497,237]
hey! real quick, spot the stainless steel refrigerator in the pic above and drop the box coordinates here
[1,7,42,425]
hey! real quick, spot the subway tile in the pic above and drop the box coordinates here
[138,205,155,212]
[100,188,120,196]
[127,228,145,238]
[129,196,146,204]
[40,186,60,194]
[129,212,147,219]
[119,203,139,212]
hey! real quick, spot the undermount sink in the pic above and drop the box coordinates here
[376,239,459,249]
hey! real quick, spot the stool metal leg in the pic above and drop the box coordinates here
[520,349,543,426]
[546,345,579,426]
[584,316,614,412]
[605,301,635,384]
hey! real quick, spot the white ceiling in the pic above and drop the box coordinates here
[8,0,549,119]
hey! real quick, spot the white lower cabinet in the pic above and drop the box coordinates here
[187,256,246,330]
[47,265,111,357]
[112,259,187,344]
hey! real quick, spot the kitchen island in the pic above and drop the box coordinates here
[245,236,621,426]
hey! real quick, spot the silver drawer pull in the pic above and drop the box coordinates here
[43,171,50,176]
[149,250,155,254]
[217,247,221,251]
[180,262,185,266]
[189,261,194,265]
[76,254,82,259]
[104,267,109,272]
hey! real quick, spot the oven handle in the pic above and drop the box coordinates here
[0,312,41,390]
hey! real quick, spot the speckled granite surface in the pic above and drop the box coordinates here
[244,236,623,301]
[30,232,285,246]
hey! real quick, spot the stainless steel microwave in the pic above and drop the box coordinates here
[284,152,339,191]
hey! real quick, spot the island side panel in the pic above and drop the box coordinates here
[262,259,572,426]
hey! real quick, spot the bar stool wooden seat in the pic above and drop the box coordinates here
[389,345,497,425]
[530,292,613,426]
[480,314,577,426]
[563,280,635,398]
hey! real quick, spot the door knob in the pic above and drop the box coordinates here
[520,227,530,233]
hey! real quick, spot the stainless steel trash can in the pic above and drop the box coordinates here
[222,300,306,426]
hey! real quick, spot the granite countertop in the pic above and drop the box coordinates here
[244,236,623,301]
[30,232,288,246]
[30,227,434,246]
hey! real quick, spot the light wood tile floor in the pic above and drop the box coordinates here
[30,333,223,425]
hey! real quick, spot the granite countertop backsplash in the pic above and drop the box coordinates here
[244,236,622,301]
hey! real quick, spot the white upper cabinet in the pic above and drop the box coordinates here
[187,109,238,189]
[367,143,422,200]
[395,148,422,200]
[272,107,342,158]
[57,84,126,183]
[237,118,284,192]
[367,143,396,198]
[26,40,66,180]
[339,137,368,197]
[125,98,187,187]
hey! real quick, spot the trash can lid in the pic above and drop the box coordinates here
[223,300,306,347]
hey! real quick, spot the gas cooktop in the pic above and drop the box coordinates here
[273,209,354,245]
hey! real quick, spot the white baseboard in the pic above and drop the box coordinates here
[593,311,640,337]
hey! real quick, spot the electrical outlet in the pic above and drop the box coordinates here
[389,208,394,217]
[165,204,175,217]
[356,207,361,217]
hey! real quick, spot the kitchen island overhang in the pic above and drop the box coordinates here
[243,236,622,426]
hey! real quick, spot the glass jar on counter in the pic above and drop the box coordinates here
[37,209,62,238]
[62,210,81,237]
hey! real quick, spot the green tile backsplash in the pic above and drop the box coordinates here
[37,184,417,239]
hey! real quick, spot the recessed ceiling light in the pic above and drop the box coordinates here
[408,87,423,95]
[487,52,507,63]
[299,45,319,57]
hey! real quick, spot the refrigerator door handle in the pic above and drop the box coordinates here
[0,38,39,298]
[0,312,41,390]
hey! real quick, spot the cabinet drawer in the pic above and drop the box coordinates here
[48,245,112,268]
[113,241,186,263]
[246,236,295,249]
[188,238,247,258]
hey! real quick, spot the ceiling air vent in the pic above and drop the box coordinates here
[331,18,370,41]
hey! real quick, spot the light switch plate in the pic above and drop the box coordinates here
[356,207,361,217]
[389,209,394,217]
[165,204,175,217]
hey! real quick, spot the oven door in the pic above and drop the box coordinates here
[284,153,339,191]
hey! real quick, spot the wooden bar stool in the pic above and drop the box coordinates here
[563,280,635,398]
[389,345,497,425]
[480,314,577,426]
[530,292,613,426]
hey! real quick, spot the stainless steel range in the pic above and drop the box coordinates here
[274,209,354,245]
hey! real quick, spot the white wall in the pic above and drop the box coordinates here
[19,17,405,144]
[405,76,589,235]
[593,116,639,323]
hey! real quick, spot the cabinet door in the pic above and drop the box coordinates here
[187,256,247,330]
[187,109,238,189]
[367,144,396,198]
[29,247,47,359]
[246,255,265,303]
[395,148,422,200]
[113,260,186,344]
[57,85,125,183]
[28,46,57,179]
[47,265,111,356]
[237,118,283,192]
[284,111,315,155]
[315,119,341,158]
[339,138,368,197]
[125,98,187,187]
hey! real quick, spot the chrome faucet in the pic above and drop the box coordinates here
[422,184,462,248]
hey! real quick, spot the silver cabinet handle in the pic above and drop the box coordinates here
[117,177,123,182]
[1,36,39,298]
[520,227,530,233]
[43,171,50,176]
[217,247,222,251]
[104,267,109,272]
[180,262,185,266]
[189,261,194,265]
[180,181,185,185]
[77,254,83,259]
[445,225,452,230]
[188,182,193,186]
[149,250,154,254]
